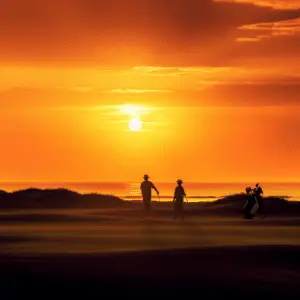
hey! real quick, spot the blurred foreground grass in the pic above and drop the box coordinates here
[0,209,299,255]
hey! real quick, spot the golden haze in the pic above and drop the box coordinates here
[1,0,300,182]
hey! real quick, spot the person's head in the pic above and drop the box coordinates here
[143,174,149,181]
[256,183,259,187]
[177,179,183,186]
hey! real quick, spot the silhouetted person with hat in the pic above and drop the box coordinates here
[140,174,159,213]
[173,179,186,221]
[254,183,264,218]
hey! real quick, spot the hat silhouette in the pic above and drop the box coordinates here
[143,174,150,179]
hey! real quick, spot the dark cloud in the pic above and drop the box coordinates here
[230,35,300,63]
[0,0,299,66]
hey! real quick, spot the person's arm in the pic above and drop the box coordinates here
[140,182,143,194]
[182,187,187,202]
[173,188,176,202]
[151,182,159,194]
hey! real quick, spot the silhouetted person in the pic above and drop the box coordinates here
[254,183,264,218]
[244,187,255,219]
[140,174,159,213]
[173,179,186,221]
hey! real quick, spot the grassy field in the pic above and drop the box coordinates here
[1,207,300,299]
[1,208,300,255]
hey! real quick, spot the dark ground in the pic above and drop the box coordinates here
[1,246,300,299]
[0,191,299,300]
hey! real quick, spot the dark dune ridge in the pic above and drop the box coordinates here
[0,188,299,215]
[201,193,300,215]
[0,188,123,209]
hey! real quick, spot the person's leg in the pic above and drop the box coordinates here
[143,199,151,214]
[245,199,252,219]
[256,198,260,213]
[251,197,259,217]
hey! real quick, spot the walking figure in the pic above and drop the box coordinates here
[140,174,159,213]
[254,183,264,218]
[173,179,186,220]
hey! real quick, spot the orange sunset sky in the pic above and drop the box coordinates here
[1,0,300,183]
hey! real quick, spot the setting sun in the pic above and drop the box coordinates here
[129,117,142,131]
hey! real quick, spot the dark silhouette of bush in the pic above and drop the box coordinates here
[0,188,124,209]
[0,190,8,196]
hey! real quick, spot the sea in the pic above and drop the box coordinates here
[0,182,300,202]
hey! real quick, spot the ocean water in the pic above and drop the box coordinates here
[0,182,300,202]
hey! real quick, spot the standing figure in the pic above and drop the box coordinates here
[140,174,159,213]
[254,183,264,218]
[173,179,186,221]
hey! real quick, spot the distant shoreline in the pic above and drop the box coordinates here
[1,181,300,184]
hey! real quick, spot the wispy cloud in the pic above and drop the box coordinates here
[216,0,300,9]
[236,37,266,42]
[108,89,174,94]
[132,66,231,76]
[238,18,300,38]
[60,86,93,92]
